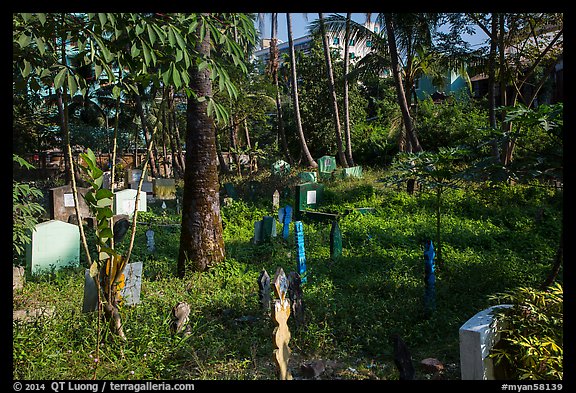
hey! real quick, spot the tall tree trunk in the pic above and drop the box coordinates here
[134,92,158,178]
[287,13,317,169]
[487,13,501,161]
[385,15,422,153]
[343,13,355,167]
[319,13,348,168]
[178,13,225,275]
[166,87,183,178]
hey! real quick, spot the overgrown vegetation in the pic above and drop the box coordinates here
[13,169,562,380]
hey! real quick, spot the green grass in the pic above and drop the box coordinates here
[12,167,563,380]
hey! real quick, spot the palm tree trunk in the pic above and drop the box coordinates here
[385,14,422,153]
[178,13,225,275]
[319,13,348,168]
[343,13,355,167]
[287,13,317,169]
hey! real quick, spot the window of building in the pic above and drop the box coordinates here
[349,39,354,46]
[366,40,372,47]
[333,37,340,45]
[349,52,355,59]
[374,27,379,33]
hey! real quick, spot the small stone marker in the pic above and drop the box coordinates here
[262,216,277,240]
[272,267,293,380]
[278,205,293,240]
[253,220,263,244]
[146,228,155,252]
[13,266,25,292]
[424,240,436,317]
[294,221,307,284]
[25,220,80,275]
[258,269,271,314]
[273,189,280,210]
[288,271,305,327]
[330,221,342,261]
[171,301,191,334]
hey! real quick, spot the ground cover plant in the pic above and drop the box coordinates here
[12,167,563,380]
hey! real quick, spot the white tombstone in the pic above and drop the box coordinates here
[25,220,80,275]
[113,189,147,218]
[459,304,512,380]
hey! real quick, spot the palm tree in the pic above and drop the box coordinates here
[343,13,355,167]
[287,13,317,168]
[318,13,348,167]
[260,13,293,164]
[178,13,226,274]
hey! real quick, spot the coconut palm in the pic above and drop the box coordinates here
[318,13,348,167]
[287,13,317,168]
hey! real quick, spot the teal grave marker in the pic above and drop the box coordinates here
[271,159,291,176]
[330,221,342,261]
[299,171,317,183]
[253,216,277,244]
[25,220,80,276]
[340,165,363,179]
[223,182,238,200]
[295,182,324,218]
[294,221,307,284]
[317,155,336,180]
[278,205,293,240]
[424,240,436,317]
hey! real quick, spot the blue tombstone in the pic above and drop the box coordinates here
[278,205,293,240]
[294,221,307,284]
[424,240,436,316]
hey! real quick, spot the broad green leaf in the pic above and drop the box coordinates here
[18,33,31,48]
[173,65,181,89]
[142,42,151,65]
[98,13,107,29]
[53,67,68,90]
[100,228,113,239]
[95,188,114,200]
[67,73,78,96]
[147,24,156,46]
[21,60,31,79]
[131,43,140,58]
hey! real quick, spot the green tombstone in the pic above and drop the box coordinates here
[341,165,363,179]
[318,156,336,180]
[295,183,324,217]
[330,221,343,261]
[272,160,291,176]
[25,220,80,275]
[299,171,317,183]
[224,182,238,200]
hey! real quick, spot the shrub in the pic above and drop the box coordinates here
[489,283,563,380]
